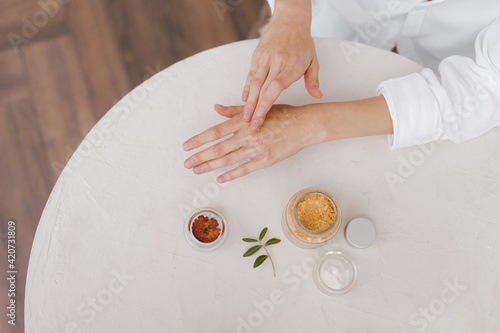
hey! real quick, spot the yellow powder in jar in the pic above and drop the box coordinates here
[297,194,335,232]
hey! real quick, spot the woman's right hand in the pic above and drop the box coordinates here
[241,1,323,132]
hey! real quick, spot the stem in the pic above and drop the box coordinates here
[259,241,276,277]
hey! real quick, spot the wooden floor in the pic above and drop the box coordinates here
[0,0,266,331]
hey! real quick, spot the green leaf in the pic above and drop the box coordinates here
[242,238,258,243]
[243,245,262,257]
[253,255,268,268]
[259,227,268,241]
[265,238,281,246]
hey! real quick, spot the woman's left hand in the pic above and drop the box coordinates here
[182,104,324,183]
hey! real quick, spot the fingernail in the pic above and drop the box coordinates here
[243,108,253,120]
[184,159,195,168]
[255,106,266,117]
[242,91,248,101]
[250,119,259,130]
[193,165,204,174]
[215,104,225,109]
[315,85,322,92]
[218,175,226,183]
[183,141,193,150]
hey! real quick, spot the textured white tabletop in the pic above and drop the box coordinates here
[25,38,500,333]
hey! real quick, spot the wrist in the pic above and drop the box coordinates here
[309,96,394,144]
[292,104,329,147]
[272,0,311,29]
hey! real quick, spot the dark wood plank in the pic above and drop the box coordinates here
[67,0,132,118]
[22,34,97,171]
[0,0,69,52]
[0,98,53,333]
[102,0,266,89]
[0,48,29,103]
[101,0,179,85]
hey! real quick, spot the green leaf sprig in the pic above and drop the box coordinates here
[242,227,281,277]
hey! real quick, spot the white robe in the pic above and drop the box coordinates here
[267,0,500,149]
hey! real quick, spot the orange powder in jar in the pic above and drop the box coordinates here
[296,194,335,232]
[282,188,341,248]
[286,191,339,245]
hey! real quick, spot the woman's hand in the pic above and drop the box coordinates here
[241,1,322,132]
[182,96,393,183]
[182,104,324,183]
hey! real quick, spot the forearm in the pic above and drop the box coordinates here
[307,96,393,145]
[272,0,311,28]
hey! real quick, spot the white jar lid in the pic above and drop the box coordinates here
[345,217,376,249]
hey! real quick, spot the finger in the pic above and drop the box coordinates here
[191,147,250,174]
[242,70,255,103]
[249,68,299,131]
[184,136,240,169]
[182,117,239,151]
[216,160,262,183]
[242,56,260,102]
[304,56,322,99]
[242,62,270,122]
[214,104,244,118]
[252,60,283,117]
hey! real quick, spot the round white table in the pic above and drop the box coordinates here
[26,39,500,333]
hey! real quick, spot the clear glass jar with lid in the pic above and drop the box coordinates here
[281,188,341,249]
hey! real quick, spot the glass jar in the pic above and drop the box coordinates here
[281,188,342,249]
[184,207,228,251]
[313,251,357,295]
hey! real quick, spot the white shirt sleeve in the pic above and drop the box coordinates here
[377,18,500,149]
